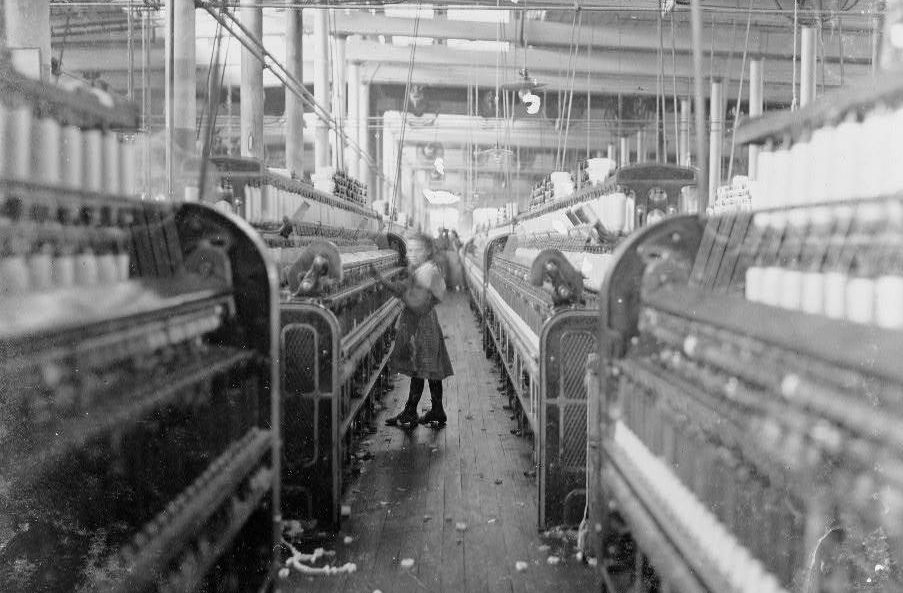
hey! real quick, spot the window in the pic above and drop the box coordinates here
[385,5,435,19]
[391,36,435,46]
[447,7,510,23]
[446,39,510,52]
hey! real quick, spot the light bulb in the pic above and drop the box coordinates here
[522,91,541,115]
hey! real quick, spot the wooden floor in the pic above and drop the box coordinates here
[280,291,599,593]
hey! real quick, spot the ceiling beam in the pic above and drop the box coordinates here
[361,63,803,102]
[383,112,705,150]
[347,38,863,89]
[331,12,871,63]
[55,40,808,101]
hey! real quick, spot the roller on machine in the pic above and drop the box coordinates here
[464,207,615,529]
[465,163,696,530]
[586,83,903,592]
[210,157,406,530]
[0,72,280,593]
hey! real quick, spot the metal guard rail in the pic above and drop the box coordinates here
[341,297,404,383]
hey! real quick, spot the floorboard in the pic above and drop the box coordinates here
[279,292,599,593]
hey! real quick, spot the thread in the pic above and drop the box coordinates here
[823,272,847,319]
[779,269,803,310]
[62,125,85,189]
[800,272,825,315]
[788,141,811,205]
[120,139,137,196]
[808,128,834,203]
[9,106,33,180]
[771,147,792,209]
[34,118,62,185]
[876,276,903,328]
[845,276,875,324]
[83,129,104,192]
[28,247,54,291]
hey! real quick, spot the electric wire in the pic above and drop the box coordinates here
[839,14,845,85]
[670,13,680,165]
[48,0,878,16]
[198,16,224,140]
[327,8,347,170]
[197,5,227,204]
[726,0,753,182]
[792,0,799,109]
[389,0,424,213]
[196,2,387,184]
[555,7,578,171]
[560,8,582,172]
[818,19,826,95]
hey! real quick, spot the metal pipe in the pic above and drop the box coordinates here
[636,129,644,164]
[142,8,151,192]
[48,2,876,16]
[240,1,263,159]
[358,73,371,195]
[5,0,51,78]
[679,98,691,167]
[164,0,174,197]
[800,26,817,107]
[346,59,360,179]
[285,1,304,177]
[708,78,723,200]
[198,3,380,177]
[313,9,331,169]
[748,57,763,179]
[331,33,347,171]
[690,0,709,208]
[127,0,134,100]
[165,0,196,198]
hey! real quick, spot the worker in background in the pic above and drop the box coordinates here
[434,227,450,281]
[369,234,454,428]
[446,229,464,291]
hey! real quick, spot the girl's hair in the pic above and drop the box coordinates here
[407,232,436,257]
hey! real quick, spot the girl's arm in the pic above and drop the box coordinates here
[368,264,408,298]
[402,285,438,315]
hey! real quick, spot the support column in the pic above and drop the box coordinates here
[3,0,51,79]
[285,2,305,177]
[165,0,197,198]
[690,0,709,208]
[358,73,372,195]
[240,2,263,160]
[708,79,724,201]
[607,144,615,161]
[401,162,414,225]
[679,99,691,167]
[346,60,361,179]
[383,124,396,213]
[619,136,629,167]
[313,9,331,170]
[748,57,764,179]
[636,130,644,164]
[330,33,347,170]
[800,26,817,107]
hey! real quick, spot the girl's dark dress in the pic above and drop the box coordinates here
[389,260,454,381]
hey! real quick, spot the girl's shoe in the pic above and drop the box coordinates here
[385,409,419,428]
[418,408,447,427]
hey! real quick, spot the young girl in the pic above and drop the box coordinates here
[370,234,454,428]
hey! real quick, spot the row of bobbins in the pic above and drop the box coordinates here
[0,102,138,196]
[242,181,312,225]
[744,200,903,329]
[753,102,903,209]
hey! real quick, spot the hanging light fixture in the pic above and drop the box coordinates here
[520,89,541,114]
